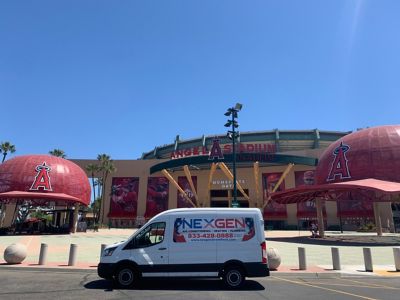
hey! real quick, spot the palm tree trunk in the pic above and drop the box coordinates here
[2,153,7,163]
[97,180,101,200]
[101,172,108,224]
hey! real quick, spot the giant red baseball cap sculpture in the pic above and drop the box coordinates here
[271,125,400,236]
[0,155,90,206]
[272,125,400,204]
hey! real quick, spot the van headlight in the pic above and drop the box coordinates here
[103,246,117,256]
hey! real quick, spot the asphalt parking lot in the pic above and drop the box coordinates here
[0,268,399,300]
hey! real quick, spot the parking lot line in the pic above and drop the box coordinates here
[336,278,400,290]
[272,276,380,300]
[304,282,391,289]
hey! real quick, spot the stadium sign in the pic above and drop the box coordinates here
[171,141,276,159]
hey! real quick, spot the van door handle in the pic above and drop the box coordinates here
[158,247,167,250]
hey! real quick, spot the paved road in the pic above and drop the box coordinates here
[0,268,399,300]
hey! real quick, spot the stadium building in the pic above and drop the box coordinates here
[72,129,385,230]
[1,127,399,232]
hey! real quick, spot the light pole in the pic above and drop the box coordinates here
[224,103,242,208]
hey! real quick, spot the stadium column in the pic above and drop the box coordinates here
[373,202,383,236]
[0,203,5,227]
[316,198,325,238]
[71,203,79,233]
[253,162,261,207]
[206,163,218,207]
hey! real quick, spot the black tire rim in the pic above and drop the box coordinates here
[118,268,134,286]
[227,270,242,287]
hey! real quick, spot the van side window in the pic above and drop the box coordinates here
[134,222,166,248]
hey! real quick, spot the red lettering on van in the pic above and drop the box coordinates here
[215,219,225,228]
[235,218,246,228]
[225,219,235,228]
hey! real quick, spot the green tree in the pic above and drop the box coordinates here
[97,154,116,224]
[49,149,66,158]
[90,197,101,223]
[30,210,52,222]
[0,141,16,163]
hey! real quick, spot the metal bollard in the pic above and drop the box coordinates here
[331,247,341,270]
[38,243,48,265]
[298,247,307,270]
[68,244,78,266]
[393,247,400,271]
[363,248,373,272]
[100,244,107,258]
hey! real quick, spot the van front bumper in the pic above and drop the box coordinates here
[245,263,270,277]
[98,263,116,279]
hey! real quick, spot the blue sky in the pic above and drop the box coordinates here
[1,0,399,160]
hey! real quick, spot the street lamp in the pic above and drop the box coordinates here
[224,103,242,208]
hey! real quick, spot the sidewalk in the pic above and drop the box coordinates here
[1,229,399,277]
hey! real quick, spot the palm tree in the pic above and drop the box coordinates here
[97,154,116,224]
[95,178,103,199]
[1,141,16,162]
[90,197,101,223]
[49,149,66,158]
[86,163,99,203]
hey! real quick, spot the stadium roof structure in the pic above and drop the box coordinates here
[142,129,351,160]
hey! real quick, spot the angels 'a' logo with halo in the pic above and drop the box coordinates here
[208,138,224,160]
[327,142,351,182]
[30,162,53,191]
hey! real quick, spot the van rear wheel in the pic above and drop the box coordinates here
[223,266,245,289]
[115,266,138,288]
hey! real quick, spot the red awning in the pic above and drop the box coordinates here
[271,178,400,204]
[0,191,86,206]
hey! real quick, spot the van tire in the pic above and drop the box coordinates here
[223,266,245,289]
[114,265,139,288]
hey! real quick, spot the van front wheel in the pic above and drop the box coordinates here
[115,266,138,288]
[223,266,245,289]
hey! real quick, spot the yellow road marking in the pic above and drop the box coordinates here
[272,276,380,300]
[305,282,397,290]
[374,270,400,277]
[337,277,400,290]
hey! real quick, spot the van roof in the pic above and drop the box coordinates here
[151,207,263,218]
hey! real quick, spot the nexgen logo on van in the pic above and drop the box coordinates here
[180,218,246,229]
[173,217,255,243]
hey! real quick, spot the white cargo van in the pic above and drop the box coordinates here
[98,208,269,288]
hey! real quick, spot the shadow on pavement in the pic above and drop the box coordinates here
[266,236,400,246]
[84,278,265,291]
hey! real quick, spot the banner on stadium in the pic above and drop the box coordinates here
[294,170,322,218]
[262,173,287,218]
[337,198,374,217]
[144,177,169,219]
[108,177,139,218]
[177,176,197,208]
